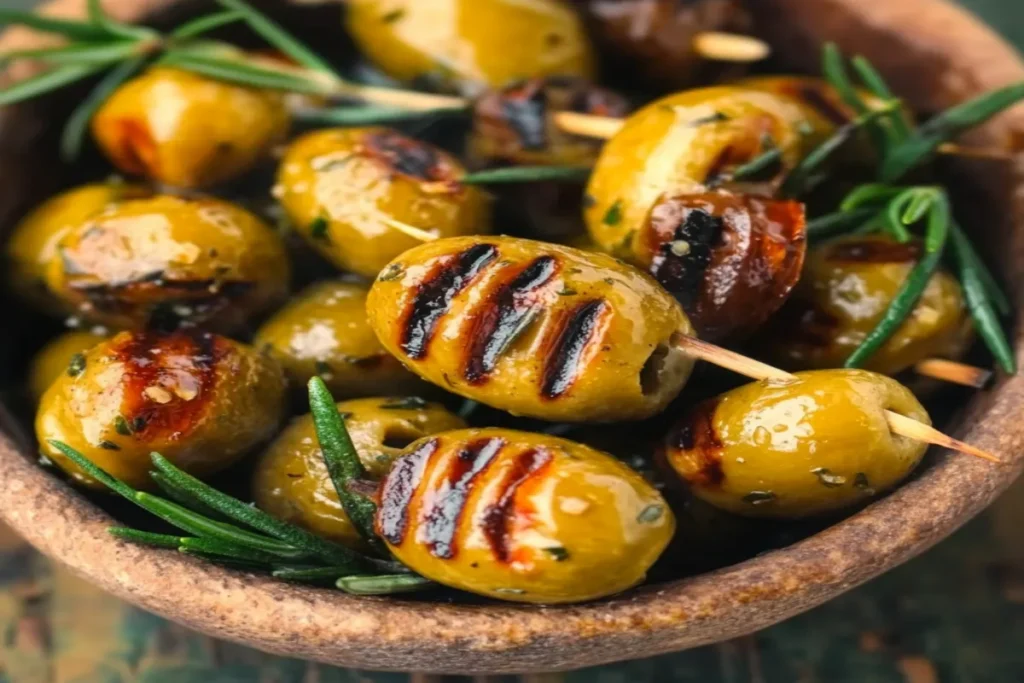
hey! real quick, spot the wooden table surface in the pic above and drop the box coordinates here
[3,0,1024,681]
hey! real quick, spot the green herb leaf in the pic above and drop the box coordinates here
[821,43,894,155]
[0,9,111,41]
[603,200,623,227]
[0,41,142,69]
[67,353,87,377]
[308,378,383,552]
[726,145,783,184]
[178,536,281,565]
[850,55,912,141]
[544,546,570,561]
[213,0,337,75]
[309,216,330,242]
[295,103,466,126]
[0,63,106,108]
[109,527,183,549]
[61,55,147,162]
[336,573,434,595]
[272,565,355,583]
[839,183,903,212]
[169,10,245,40]
[158,49,330,94]
[882,81,1024,181]
[87,0,153,40]
[459,166,591,185]
[806,207,876,242]
[148,451,367,569]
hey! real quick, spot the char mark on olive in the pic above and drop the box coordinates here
[463,256,559,384]
[827,239,921,263]
[480,448,552,563]
[112,331,224,443]
[541,299,610,399]
[420,438,506,559]
[364,130,448,181]
[649,207,723,308]
[499,81,549,150]
[400,244,499,360]
[377,438,439,546]
[669,398,725,488]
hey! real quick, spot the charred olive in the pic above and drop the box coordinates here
[45,194,290,331]
[345,0,596,95]
[6,182,149,312]
[92,66,290,189]
[765,235,971,375]
[584,86,825,258]
[276,127,491,278]
[367,236,696,421]
[377,428,675,603]
[254,280,425,398]
[577,0,752,88]
[36,331,287,489]
[470,76,631,167]
[253,397,466,547]
[28,330,108,402]
[631,190,806,341]
[662,369,929,518]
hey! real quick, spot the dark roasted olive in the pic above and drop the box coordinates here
[253,397,466,548]
[576,0,752,88]
[470,76,631,167]
[253,280,426,399]
[45,194,290,332]
[345,0,596,95]
[276,127,491,278]
[765,235,972,375]
[378,428,675,603]
[36,331,287,489]
[662,369,929,518]
[367,236,696,422]
[92,66,290,189]
[633,190,806,341]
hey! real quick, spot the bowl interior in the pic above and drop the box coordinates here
[1,0,1024,674]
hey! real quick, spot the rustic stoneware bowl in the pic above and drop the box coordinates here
[1,0,1023,674]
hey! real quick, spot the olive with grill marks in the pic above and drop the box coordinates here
[366,236,696,422]
[45,194,290,332]
[377,428,675,603]
[36,331,287,490]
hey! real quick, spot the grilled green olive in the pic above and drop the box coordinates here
[765,235,972,375]
[662,369,930,518]
[579,0,752,88]
[377,428,675,603]
[367,236,696,421]
[585,86,825,260]
[36,331,287,490]
[28,330,108,402]
[253,397,466,547]
[345,0,596,95]
[626,190,806,341]
[470,77,631,167]
[253,280,425,398]
[6,182,149,312]
[276,127,491,278]
[45,194,290,331]
[92,66,290,189]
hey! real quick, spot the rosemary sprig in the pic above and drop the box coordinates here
[821,43,896,157]
[307,377,382,553]
[213,0,335,75]
[0,8,114,41]
[459,166,592,185]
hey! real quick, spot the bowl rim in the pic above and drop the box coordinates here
[2,0,1024,674]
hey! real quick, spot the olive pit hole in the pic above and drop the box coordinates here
[640,343,671,396]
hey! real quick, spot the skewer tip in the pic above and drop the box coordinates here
[914,359,993,389]
[693,32,772,63]
[885,410,1000,463]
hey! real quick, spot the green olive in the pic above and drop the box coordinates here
[45,194,290,331]
[367,236,696,422]
[28,330,108,402]
[254,280,426,399]
[6,182,150,313]
[36,331,287,490]
[469,77,631,168]
[252,397,466,548]
[92,66,290,189]
[765,235,972,375]
[662,369,930,518]
[378,428,674,603]
[584,86,826,260]
[276,127,491,278]
[345,0,596,95]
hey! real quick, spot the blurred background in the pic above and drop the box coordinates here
[1,1,1023,682]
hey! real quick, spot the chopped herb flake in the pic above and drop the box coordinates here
[99,440,120,451]
[603,200,623,227]
[544,547,570,562]
[114,416,133,436]
[637,504,664,523]
[67,353,87,377]
[378,263,404,281]
[309,216,330,242]
[743,490,776,505]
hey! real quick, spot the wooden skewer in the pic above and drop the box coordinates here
[380,216,440,242]
[913,359,993,389]
[673,335,1000,462]
[692,32,771,63]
